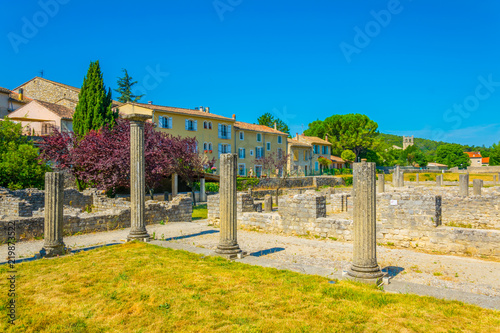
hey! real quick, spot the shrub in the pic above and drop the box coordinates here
[205,182,219,192]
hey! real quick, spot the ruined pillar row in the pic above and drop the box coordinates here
[459,174,469,197]
[41,172,66,257]
[124,113,151,242]
[216,153,242,259]
[347,161,384,284]
[473,179,483,196]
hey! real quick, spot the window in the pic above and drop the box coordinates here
[239,131,244,140]
[277,148,283,159]
[238,164,246,176]
[250,150,254,156]
[255,166,263,178]
[185,119,197,131]
[203,142,208,151]
[256,147,264,159]
[204,121,212,129]
[238,148,246,159]
[218,124,231,139]
[277,136,282,144]
[266,142,271,151]
[256,133,262,142]
[293,150,299,161]
[208,143,213,151]
[315,162,319,171]
[218,143,231,157]
[313,145,319,154]
[158,116,172,129]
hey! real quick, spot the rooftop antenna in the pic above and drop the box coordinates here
[39,70,44,78]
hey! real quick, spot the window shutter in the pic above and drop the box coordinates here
[243,148,245,158]
[228,144,231,153]
[218,143,222,158]
[227,125,231,139]
[218,124,222,138]
[194,120,197,131]
[185,119,189,130]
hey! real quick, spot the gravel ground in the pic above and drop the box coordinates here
[2,220,499,299]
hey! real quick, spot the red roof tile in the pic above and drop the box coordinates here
[465,152,482,158]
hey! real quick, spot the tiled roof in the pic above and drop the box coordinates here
[35,100,74,120]
[287,138,311,147]
[9,91,32,104]
[482,157,490,164]
[0,87,11,94]
[297,135,332,145]
[234,121,287,135]
[465,152,482,158]
[330,155,346,163]
[125,102,235,122]
[428,162,448,167]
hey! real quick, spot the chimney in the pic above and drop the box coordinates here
[148,101,153,105]
[274,122,277,130]
[205,107,210,113]
[232,114,236,119]
[199,106,203,111]
[325,134,328,141]
[18,88,23,101]
[296,132,299,139]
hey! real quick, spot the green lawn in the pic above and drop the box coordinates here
[192,204,207,220]
[1,242,498,332]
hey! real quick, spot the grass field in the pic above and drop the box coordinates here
[1,242,499,332]
[192,204,207,220]
[383,173,497,182]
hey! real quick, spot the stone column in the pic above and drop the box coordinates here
[459,174,469,197]
[436,175,443,187]
[200,177,206,202]
[124,113,151,242]
[494,175,497,184]
[41,172,66,257]
[392,166,400,187]
[216,153,243,259]
[376,174,385,194]
[416,173,419,185]
[347,161,384,284]
[473,179,483,196]
[172,173,178,197]
[399,172,404,187]
[498,173,500,184]
[264,194,273,212]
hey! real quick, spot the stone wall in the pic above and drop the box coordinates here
[19,78,79,109]
[244,176,345,189]
[0,194,192,243]
[467,166,500,174]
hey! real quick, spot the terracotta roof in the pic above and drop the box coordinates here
[428,162,448,167]
[465,152,482,158]
[287,138,311,147]
[482,157,490,164]
[13,77,80,93]
[0,87,11,94]
[125,102,235,122]
[9,91,32,104]
[234,121,287,135]
[330,155,346,163]
[296,135,332,145]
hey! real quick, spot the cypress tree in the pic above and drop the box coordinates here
[114,69,143,103]
[73,61,116,137]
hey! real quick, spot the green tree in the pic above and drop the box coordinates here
[114,69,144,103]
[257,112,290,136]
[399,145,428,167]
[0,119,50,189]
[490,142,500,166]
[435,144,470,168]
[304,114,379,159]
[73,60,116,137]
[341,150,356,163]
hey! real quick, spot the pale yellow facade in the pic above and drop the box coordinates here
[287,139,313,176]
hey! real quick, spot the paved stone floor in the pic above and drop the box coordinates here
[2,220,499,310]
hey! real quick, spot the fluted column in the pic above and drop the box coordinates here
[124,113,151,242]
[172,173,178,197]
[459,174,469,197]
[41,172,66,257]
[347,160,384,284]
[216,153,242,259]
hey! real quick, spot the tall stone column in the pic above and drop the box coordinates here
[436,175,443,187]
[216,153,243,259]
[172,173,178,197]
[264,194,273,212]
[347,161,384,284]
[124,113,151,242]
[399,172,404,187]
[416,173,419,185]
[200,177,206,202]
[473,179,483,196]
[392,166,400,187]
[498,173,500,184]
[459,174,469,197]
[376,174,385,194]
[41,172,66,257]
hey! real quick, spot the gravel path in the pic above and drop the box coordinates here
[2,220,499,301]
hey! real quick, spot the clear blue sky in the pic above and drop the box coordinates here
[1,0,499,146]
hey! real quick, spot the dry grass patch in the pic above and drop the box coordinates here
[1,242,499,332]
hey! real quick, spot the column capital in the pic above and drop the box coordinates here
[123,113,152,123]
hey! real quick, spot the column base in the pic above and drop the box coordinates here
[127,230,151,242]
[40,244,68,258]
[215,244,242,259]
[347,264,385,285]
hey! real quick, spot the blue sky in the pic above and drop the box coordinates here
[1,0,499,146]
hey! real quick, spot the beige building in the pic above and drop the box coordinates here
[287,138,313,176]
[0,87,30,119]
[7,100,74,135]
[295,135,333,173]
[233,122,288,177]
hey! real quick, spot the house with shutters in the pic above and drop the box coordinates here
[119,102,236,173]
[294,134,333,173]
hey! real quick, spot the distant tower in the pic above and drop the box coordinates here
[403,135,414,150]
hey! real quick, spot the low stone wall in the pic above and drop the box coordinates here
[442,195,500,229]
[245,176,345,189]
[467,166,500,174]
[0,195,193,243]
